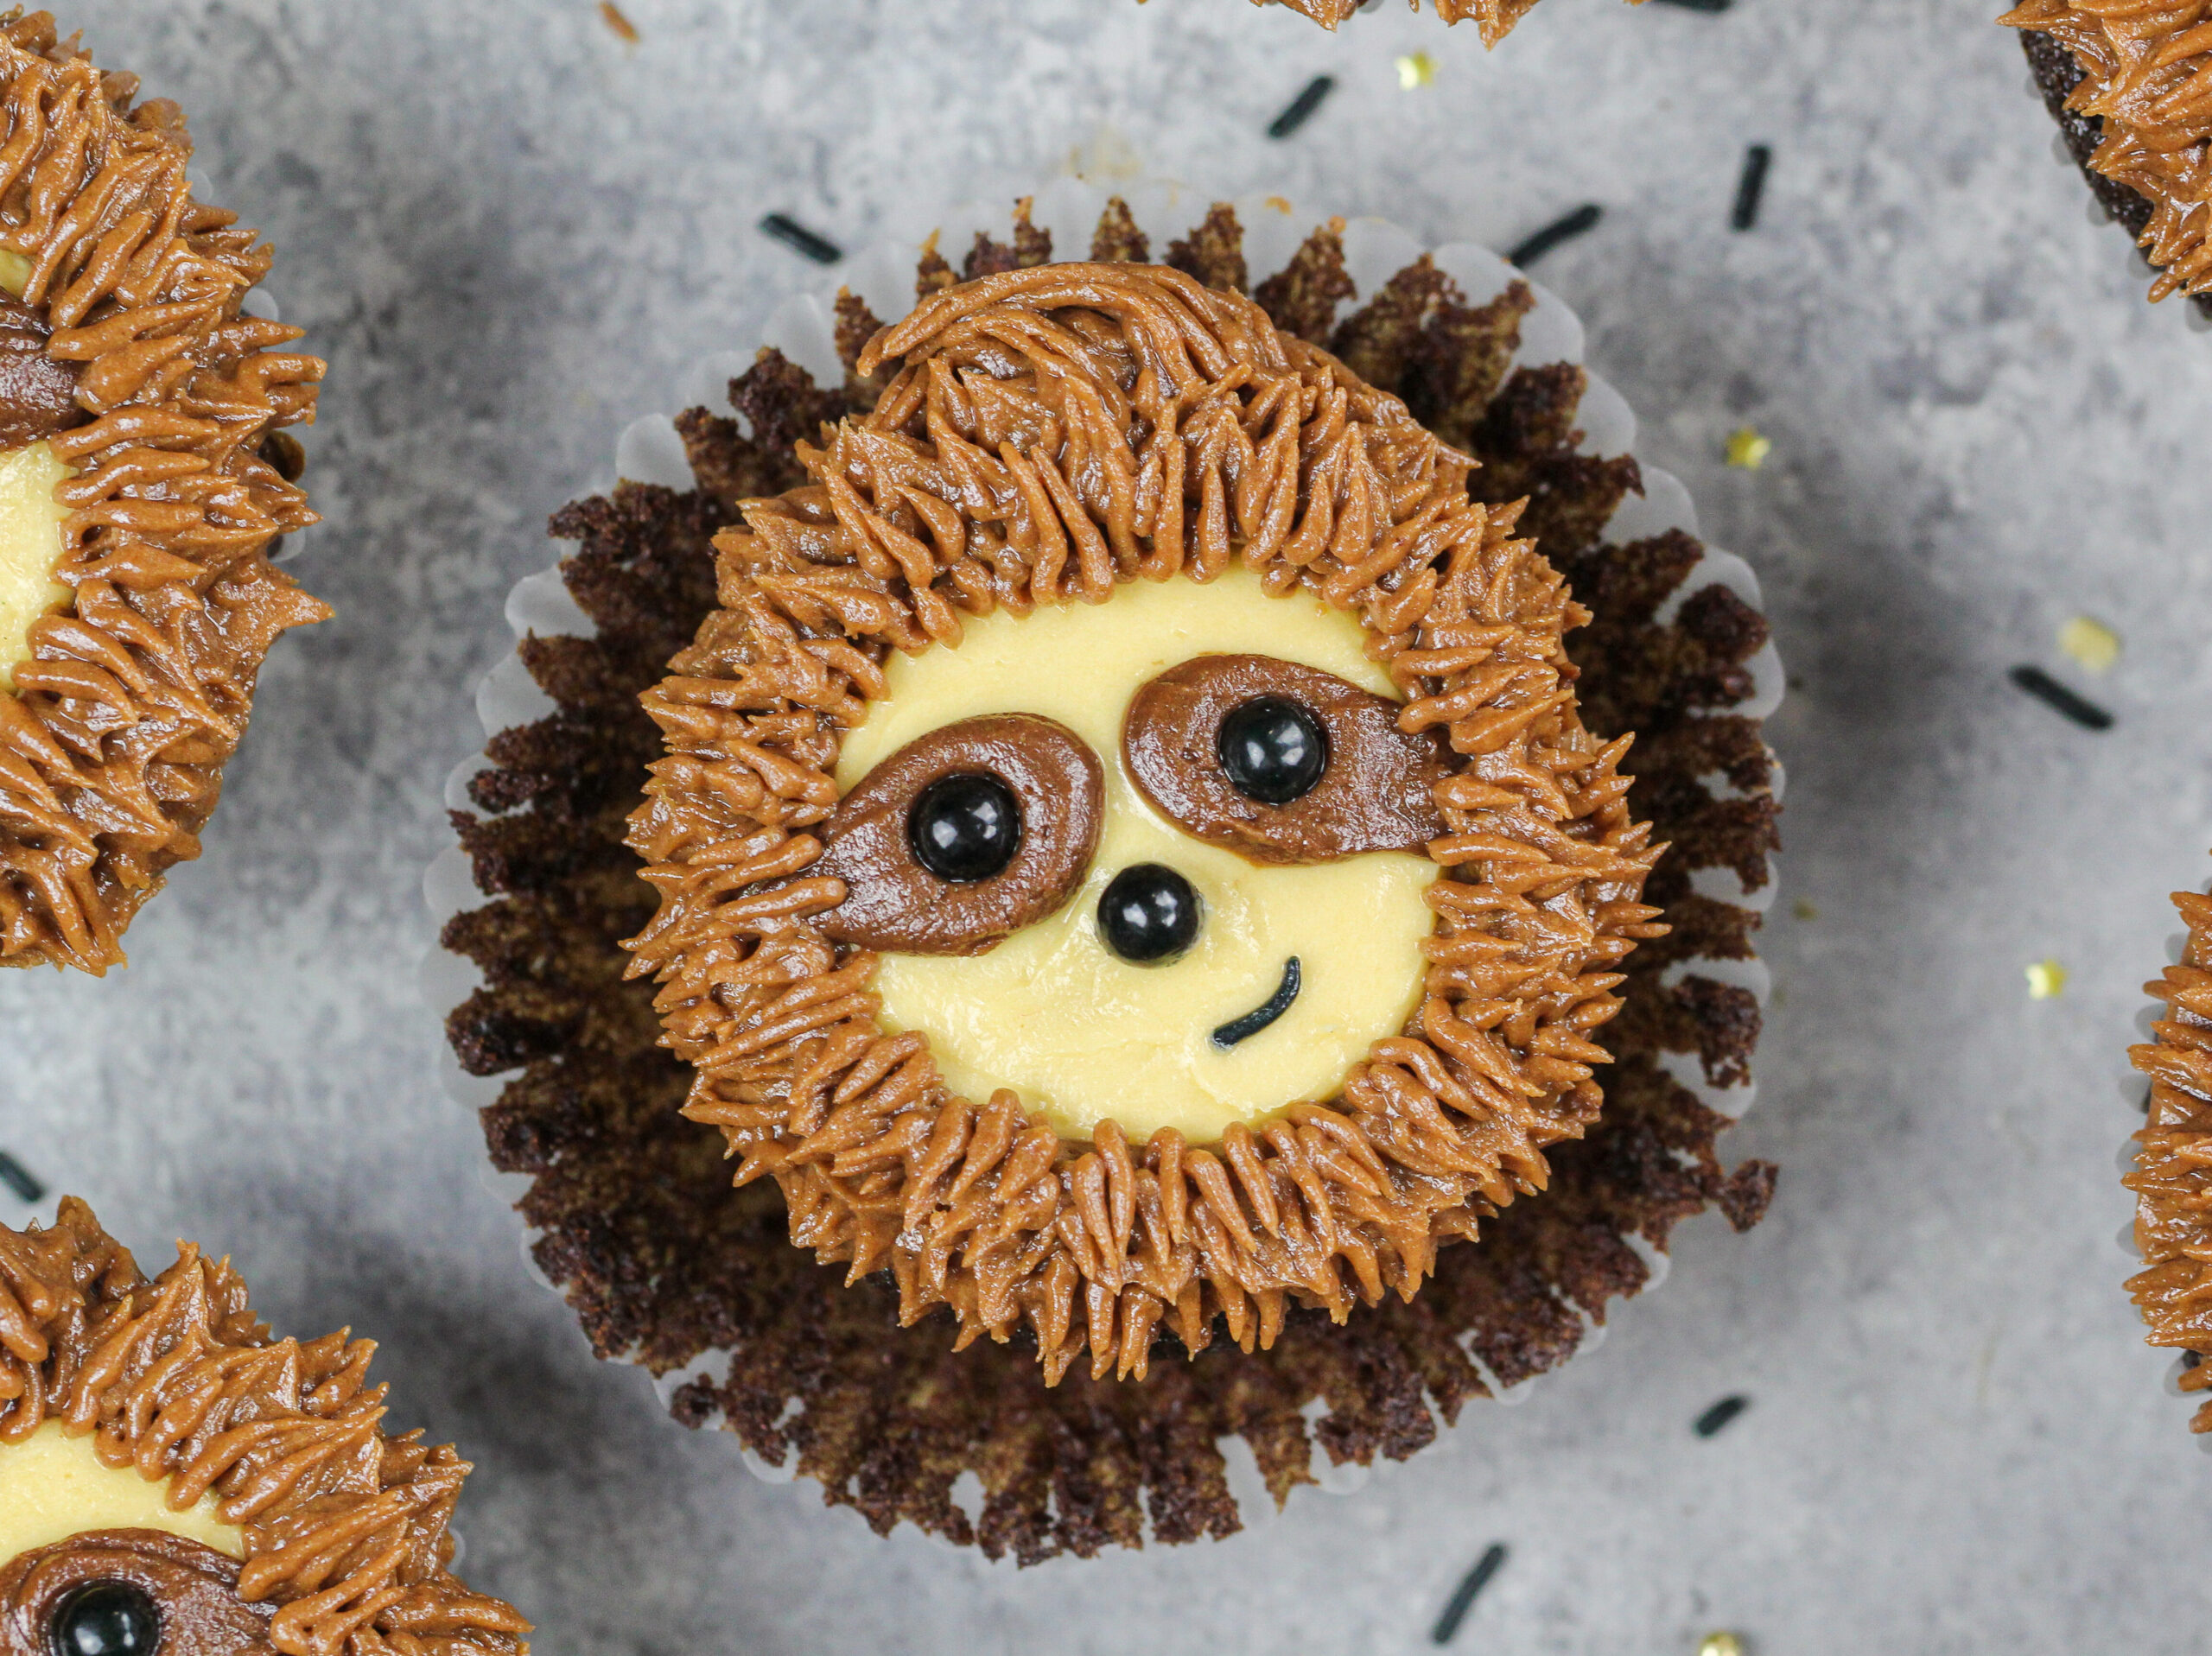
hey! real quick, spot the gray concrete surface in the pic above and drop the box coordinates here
[2,0,2208,1650]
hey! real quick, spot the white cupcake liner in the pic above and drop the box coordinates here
[420,186,1788,1525]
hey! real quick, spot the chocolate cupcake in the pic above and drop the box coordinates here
[1258,0,1643,42]
[2126,870,2212,1432]
[442,196,1778,1558]
[0,1199,531,1653]
[629,258,1666,1381]
[2004,4,2212,319]
[0,10,325,974]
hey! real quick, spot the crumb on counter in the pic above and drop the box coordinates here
[2058,615,2120,674]
[1725,426,1771,469]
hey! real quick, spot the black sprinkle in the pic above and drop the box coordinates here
[1694,1394,1751,1437]
[1508,204,1603,270]
[2009,664,2114,731]
[1432,1545,1509,1645]
[1651,0,1735,10]
[0,1152,45,1202]
[1268,75,1336,140]
[1212,958,1301,1050]
[759,213,842,264]
[1732,144,1772,232]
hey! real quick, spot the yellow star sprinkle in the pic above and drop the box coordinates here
[2058,615,2120,675]
[1395,52,1437,90]
[1792,898,1819,921]
[1697,1635,1745,1656]
[2025,959,2068,1000]
[1725,427,1771,470]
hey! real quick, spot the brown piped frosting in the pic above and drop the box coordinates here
[2004,2,2212,307]
[623,260,1665,1382]
[445,200,1778,1558]
[1260,0,1645,44]
[0,1199,530,1653]
[0,9,325,974]
[2127,870,2212,1429]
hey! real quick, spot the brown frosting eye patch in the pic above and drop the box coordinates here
[1122,653,1452,866]
[814,712,1104,955]
[0,1532,272,1656]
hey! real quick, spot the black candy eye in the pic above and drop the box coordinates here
[1217,695,1327,805]
[906,773,1021,883]
[48,1580,161,1656]
[1097,863,1201,965]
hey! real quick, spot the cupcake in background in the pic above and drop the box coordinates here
[0,1199,531,1655]
[2127,873,2212,1434]
[0,9,326,974]
[443,196,1778,1559]
[1255,0,1643,43]
[2002,3,2212,318]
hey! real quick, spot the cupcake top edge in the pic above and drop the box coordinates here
[0,7,327,976]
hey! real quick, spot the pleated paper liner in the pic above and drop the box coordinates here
[423,186,1783,1560]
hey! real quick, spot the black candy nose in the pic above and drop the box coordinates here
[1097,863,1201,965]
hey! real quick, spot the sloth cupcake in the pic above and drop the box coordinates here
[446,199,1777,1556]
[2003,2,2212,318]
[0,1199,530,1654]
[1256,0,1643,41]
[625,261,1665,1381]
[0,10,325,974]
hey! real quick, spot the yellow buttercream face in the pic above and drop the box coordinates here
[837,568,1436,1146]
[0,439,73,693]
[0,1421,242,1565]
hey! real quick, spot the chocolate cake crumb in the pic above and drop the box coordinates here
[2128,884,2212,1429]
[442,201,1779,1560]
[916,234,957,299]
[1468,364,1644,561]
[1732,145,1771,232]
[1090,196,1150,264]
[1694,1394,1750,1437]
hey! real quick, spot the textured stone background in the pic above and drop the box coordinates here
[3,0,2209,1650]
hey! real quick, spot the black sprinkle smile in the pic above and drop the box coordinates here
[1211,958,1300,1050]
